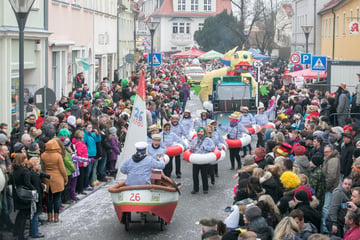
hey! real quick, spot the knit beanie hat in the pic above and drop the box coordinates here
[67,115,76,128]
[292,143,305,156]
[109,127,117,135]
[0,134,7,144]
[61,137,71,147]
[244,205,262,221]
[280,171,301,189]
[254,147,266,159]
[243,155,255,166]
[293,186,313,202]
[13,142,25,153]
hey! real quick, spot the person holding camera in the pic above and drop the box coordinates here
[326,177,352,237]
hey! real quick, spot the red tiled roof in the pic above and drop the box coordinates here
[153,0,231,17]
[318,0,344,14]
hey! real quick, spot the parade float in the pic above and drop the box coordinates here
[109,73,179,231]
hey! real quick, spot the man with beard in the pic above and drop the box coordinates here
[189,127,215,194]
[120,141,165,186]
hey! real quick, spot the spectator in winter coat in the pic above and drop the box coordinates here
[273,217,301,240]
[290,209,318,240]
[293,187,321,231]
[326,177,352,238]
[309,153,326,208]
[243,205,273,240]
[343,209,360,240]
[293,143,310,177]
[72,130,88,195]
[108,127,121,172]
[70,99,83,119]
[340,132,355,179]
[336,83,351,127]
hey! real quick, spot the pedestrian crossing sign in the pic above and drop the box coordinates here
[311,56,327,71]
[148,53,162,67]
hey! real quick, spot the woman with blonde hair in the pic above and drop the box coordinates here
[273,216,301,240]
[252,168,265,179]
[273,132,285,144]
[258,194,280,215]
[257,194,281,228]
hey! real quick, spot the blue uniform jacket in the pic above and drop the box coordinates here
[180,118,194,135]
[160,131,185,147]
[212,130,226,149]
[189,137,215,154]
[147,144,167,160]
[255,104,276,126]
[120,155,165,185]
[239,113,255,126]
[219,121,249,139]
[194,118,211,130]
[170,123,190,140]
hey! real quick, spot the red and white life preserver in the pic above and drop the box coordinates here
[225,134,251,149]
[245,124,261,135]
[261,122,275,130]
[218,145,227,162]
[166,144,184,157]
[183,147,222,164]
[162,154,170,165]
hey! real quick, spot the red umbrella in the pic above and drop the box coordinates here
[171,48,206,58]
[283,68,327,79]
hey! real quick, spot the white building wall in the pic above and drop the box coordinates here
[291,0,328,55]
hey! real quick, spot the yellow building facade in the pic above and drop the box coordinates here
[319,0,360,60]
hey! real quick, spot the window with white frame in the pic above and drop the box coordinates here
[357,8,359,21]
[199,23,204,30]
[178,0,185,11]
[336,15,339,37]
[173,23,178,33]
[325,19,327,38]
[186,23,190,34]
[328,18,331,38]
[204,0,211,11]
[179,23,185,33]
[350,9,353,21]
[191,0,198,11]
[72,0,80,6]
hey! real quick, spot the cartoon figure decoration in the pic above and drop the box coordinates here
[198,47,257,102]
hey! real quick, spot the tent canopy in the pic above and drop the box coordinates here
[248,48,271,61]
[171,48,206,58]
[198,50,224,60]
[283,68,327,79]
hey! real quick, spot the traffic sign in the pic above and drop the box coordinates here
[253,61,263,68]
[293,64,303,72]
[290,53,300,64]
[125,54,135,64]
[148,53,161,67]
[301,54,311,64]
[311,56,327,71]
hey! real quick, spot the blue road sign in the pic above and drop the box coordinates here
[301,54,311,65]
[311,56,327,71]
[148,53,161,67]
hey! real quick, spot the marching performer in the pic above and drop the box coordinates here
[160,122,185,178]
[189,127,215,194]
[147,134,166,162]
[219,113,249,170]
[194,110,211,130]
[239,106,254,157]
[180,109,194,136]
[209,120,226,177]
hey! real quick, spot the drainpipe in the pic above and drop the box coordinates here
[332,8,336,59]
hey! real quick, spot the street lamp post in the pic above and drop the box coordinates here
[9,0,35,135]
[301,25,313,68]
[146,20,159,82]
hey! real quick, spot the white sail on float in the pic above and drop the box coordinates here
[115,73,147,181]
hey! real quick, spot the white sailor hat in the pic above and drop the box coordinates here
[134,141,148,150]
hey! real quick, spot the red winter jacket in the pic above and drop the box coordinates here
[72,138,88,167]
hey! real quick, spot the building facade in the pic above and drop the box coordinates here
[48,0,95,98]
[319,0,360,60]
[0,0,49,125]
[291,0,329,55]
[150,0,232,53]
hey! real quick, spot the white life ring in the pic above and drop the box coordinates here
[183,147,222,164]
[225,134,251,149]
[245,124,261,134]
[0,169,5,192]
[163,154,170,165]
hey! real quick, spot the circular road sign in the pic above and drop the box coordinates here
[254,61,263,68]
[34,87,56,112]
[290,53,301,64]
[293,64,303,72]
[125,54,135,64]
